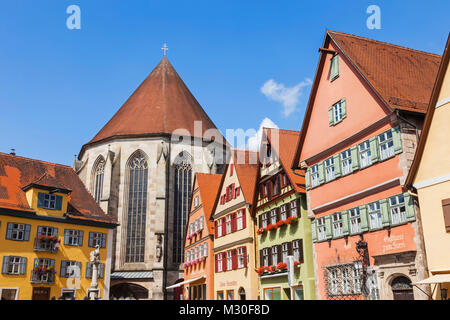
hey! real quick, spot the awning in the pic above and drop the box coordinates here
[111,271,153,280]
[165,276,206,289]
[412,273,450,285]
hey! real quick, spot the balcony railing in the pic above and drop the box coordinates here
[30,271,55,284]
[34,237,59,253]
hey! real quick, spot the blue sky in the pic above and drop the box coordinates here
[0,0,449,165]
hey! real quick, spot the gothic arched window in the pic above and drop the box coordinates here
[92,156,105,203]
[173,152,192,264]
[125,151,148,263]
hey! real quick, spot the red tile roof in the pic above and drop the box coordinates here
[264,128,305,193]
[80,57,224,156]
[0,153,117,225]
[233,149,260,204]
[329,30,441,113]
[194,173,222,233]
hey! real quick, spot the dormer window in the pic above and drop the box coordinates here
[328,99,347,126]
[37,193,62,210]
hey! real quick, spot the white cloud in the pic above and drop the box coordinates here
[247,117,279,151]
[261,78,312,116]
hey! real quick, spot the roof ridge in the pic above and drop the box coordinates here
[328,30,441,58]
[0,152,72,169]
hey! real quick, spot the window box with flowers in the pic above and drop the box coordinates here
[265,224,277,232]
[294,261,301,268]
[257,227,266,236]
[277,262,287,271]
[276,220,286,228]
[31,260,56,284]
[286,216,299,225]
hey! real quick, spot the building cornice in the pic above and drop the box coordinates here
[213,237,253,252]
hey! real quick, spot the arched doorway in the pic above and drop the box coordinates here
[238,287,246,300]
[391,276,414,300]
[110,283,149,300]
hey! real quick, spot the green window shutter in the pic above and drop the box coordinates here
[404,192,416,222]
[311,219,317,242]
[86,262,92,278]
[341,211,349,236]
[369,136,380,163]
[325,216,333,240]
[99,263,105,278]
[55,195,63,210]
[6,223,13,240]
[101,233,107,248]
[380,198,390,227]
[330,54,339,80]
[305,169,311,190]
[318,162,325,184]
[359,205,369,232]
[37,193,45,208]
[24,224,31,241]
[350,146,360,171]
[88,232,94,247]
[393,126,403,155]
[333,154,341,178]
[77,262,82,277]
[19,257,27,275]
[328,107,334,126]
[2,256,9,274]
[341,98,347,119]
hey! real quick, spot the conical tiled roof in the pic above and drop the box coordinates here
[81,57,222,153]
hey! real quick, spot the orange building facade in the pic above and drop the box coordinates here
[293,31,441,300]
[180,173,221,300]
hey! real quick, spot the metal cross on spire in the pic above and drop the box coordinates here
[161,43,168,56]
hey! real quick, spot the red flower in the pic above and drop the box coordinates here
[276,220,285,228]
[287,216,298,224]
[257,266,265,275]
[277,262,287,270]
[257,227,265,235]
[265,224,276,232]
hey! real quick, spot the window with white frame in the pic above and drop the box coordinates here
[217,253,223,272]
[282,243,289,263]
[262,212,269,228]
[379,130,394,160]
[359,140,372,168]
[203,243,208,257]
[330,269,339,295]
[8,223,27,241]
[342,267,351,294]
[271,246,278,265]
[226,215,232,234]
[237,247,245,268]
[341,149,352,175]
[217,219,223,237]
[65,229,82,246]
[226,251,233,270]
[389,194,406,224]
[310,164,319,187]
[333,101,343,123]
[290,200,298,218]
[270,209,277,225]
[280,205,287,220]
[262,248,270,266]
[332,212,343,237]
[353,263,362,293]
[325,157,335,182]
[5,257,22,274]
[237,210,244,230]
[317,217,326,241]
[193,196,199,208]
[42,193,57,209]
[199,216,204,230]
[349,207,361,234]
[368,201,382,229]
[292,240,301,262]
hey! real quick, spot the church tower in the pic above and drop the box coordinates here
[75,56,228,299]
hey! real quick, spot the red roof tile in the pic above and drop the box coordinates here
[265,128,305,193]
[0,153,117,225]
[329,30,441,113]
[233,149,259,203]
[81,57,223,156]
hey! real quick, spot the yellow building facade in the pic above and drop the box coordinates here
[0,153,118,300]
[406,34,450,300]
[211,150,259,300]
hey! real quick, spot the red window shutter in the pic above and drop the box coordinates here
[230,164,234,176]
[214,221,218,238]
[242,209,246,229]
[215,254,218,272]
[231,183,235,199]
[222,217,226,235]
[231,213,237,232]
[232,249,238,269]
[243,246,247,267]
[222,252,227,271]
[236,187,240,197]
